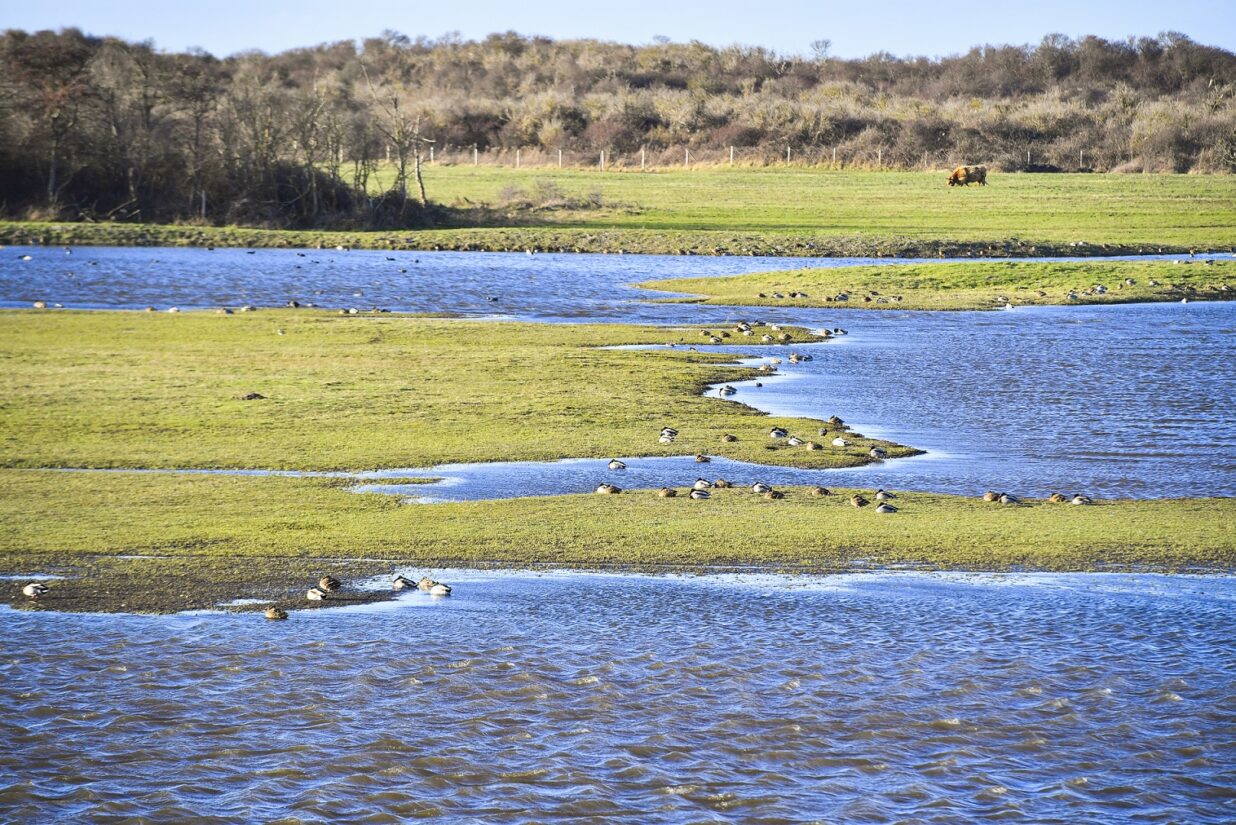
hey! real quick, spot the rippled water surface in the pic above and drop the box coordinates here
[4,246,1234,497]
[4,248,1234,822]
[2,572,1233,822]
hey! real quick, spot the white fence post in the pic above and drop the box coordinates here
[729,146,734,166]
[600,151,605,171]
[786,146,791,163]
[684,147,689,168]
[558,148,563,168]
[641,147,646,170]
[473,145,478,166]
[516,149,521,169]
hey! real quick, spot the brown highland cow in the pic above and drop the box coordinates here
[947,165,988,186]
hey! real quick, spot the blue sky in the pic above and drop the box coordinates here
[5,0,1233,58]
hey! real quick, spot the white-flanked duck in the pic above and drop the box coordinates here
[607,459,627,470]
[306,587,329,601]
[595,483,621,494]
[689,489,711,500]
[693,478,713,490]
[875,503,897,514]
[22,582,49,600]
[751,482,772,494]
[831,437,849,447]
[392,574,416,590]
[875,489,896,501]
[787,435,806,446]
[1071,495,1094,505]
[769,427,788,439]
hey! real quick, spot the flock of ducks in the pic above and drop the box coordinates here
[263,573,452,619]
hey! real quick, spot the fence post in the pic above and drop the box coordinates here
[1079,149,1084,168]
[641,147,646,170]
[729,146,734,166]
[473,145,478,166]
[600,151,605,172]
[516,149,521,169]
[877,148,882,167]
[787,146,791,163]
[1027,149,1031,165]
[429,146,434,163]
[832,146,836,166]
[558,148,563,169]
[684,147,689,169]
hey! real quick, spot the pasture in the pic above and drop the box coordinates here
[3,168,1233,256]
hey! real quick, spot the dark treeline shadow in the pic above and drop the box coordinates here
[0,28,1233,228]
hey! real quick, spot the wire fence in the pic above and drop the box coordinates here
[413,144,1093,172]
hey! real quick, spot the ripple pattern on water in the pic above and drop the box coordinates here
[1,572,1233,822]
[6,247,1233,498]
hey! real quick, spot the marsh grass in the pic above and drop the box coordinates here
[2,471,1230,612]
[0,310,911,471]
[643,259,1236,311]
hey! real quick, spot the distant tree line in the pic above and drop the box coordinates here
[1,28,1233,227]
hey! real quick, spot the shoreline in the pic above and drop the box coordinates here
[2,472,1232,615]
[3,220,1229,260]
[6,561,1234,619]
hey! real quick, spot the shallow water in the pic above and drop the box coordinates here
[4,248,1235,821]
[2,572,1233,822]
[5,246,1234,498]
[1,244,1218,322]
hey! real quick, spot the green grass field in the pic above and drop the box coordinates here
[4,168,1233,257]
[3,471,1231,613]
[642,259,1236,311]
[0,310,912,471]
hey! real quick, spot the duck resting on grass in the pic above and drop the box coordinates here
[751,482,772,494]
[596,483,621,494]
[689,489,710,500]
[22,582,49,600]
[875,503,898,514]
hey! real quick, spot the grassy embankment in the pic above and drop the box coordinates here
[0,310,1231,613]
[0,310,904,471]
[643,259,1236,311]
[3,168,1234,257]
[3,472,1232,613]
